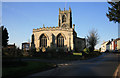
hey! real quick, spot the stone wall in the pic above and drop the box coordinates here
[32,27,74,51]
[75,37,86,52]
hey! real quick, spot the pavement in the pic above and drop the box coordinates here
[24,53,120,77]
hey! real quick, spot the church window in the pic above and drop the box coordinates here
[31,34,34,44]
[62,15,66,23]
[40,34,47,47]
[57,34,64,47]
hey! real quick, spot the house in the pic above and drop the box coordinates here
[22,42,30,56]
[101,41,109,52]
[106,41,111,51]
[117,38,120,51]
[22,42,30,51]
[110,38,120,51]
[113,38,120,51]
[101,38,120,52]
[3,43,16,55]
[110,39,114,51]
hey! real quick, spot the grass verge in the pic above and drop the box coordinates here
[2,61,56,78]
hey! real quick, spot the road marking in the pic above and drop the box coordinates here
[113,64,120,78]
[57,63,72,67]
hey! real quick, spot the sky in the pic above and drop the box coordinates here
[2,2,118,49]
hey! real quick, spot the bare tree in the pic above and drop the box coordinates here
[87,29,99,52]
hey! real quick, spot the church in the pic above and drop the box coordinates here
[31,7,86,52]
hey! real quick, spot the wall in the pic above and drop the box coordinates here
[33,27,74,51]
[117,40,120,50]
[75,37,86,52]
[101,41,108,52]
[106,44,110,51]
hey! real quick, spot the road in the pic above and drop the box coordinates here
[26,53,120,77]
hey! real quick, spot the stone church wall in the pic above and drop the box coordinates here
[75,37,86,52]
[33,27,74,52]
[31,8,86,52]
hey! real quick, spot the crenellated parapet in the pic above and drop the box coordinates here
[33,26,73,32]
[58,7,72,28]
[59,7,71,13]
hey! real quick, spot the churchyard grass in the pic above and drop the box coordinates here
[2,61,55,78]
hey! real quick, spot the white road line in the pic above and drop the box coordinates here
[113,64,120,78]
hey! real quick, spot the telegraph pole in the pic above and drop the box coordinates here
[118,1,120,38]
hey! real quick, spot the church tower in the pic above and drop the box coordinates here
[58,7,72,28]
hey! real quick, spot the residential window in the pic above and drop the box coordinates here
[115,41,117,45]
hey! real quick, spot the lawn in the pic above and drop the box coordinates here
[73,53,82,56]
[30,52,101,60]
[2,51,101,78]
[2,61,56,78]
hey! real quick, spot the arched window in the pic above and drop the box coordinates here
[40,34,47,47]
[57,34,64,47]
[62,15,66,23]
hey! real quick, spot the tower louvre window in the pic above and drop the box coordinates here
[62,15,66,23]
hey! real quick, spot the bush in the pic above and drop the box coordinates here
[3,48,23,57]
[47,47,56,53]
[83,48,89,52]
[83,48,90,54]
[29,48,36,56]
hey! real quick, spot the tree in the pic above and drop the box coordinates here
[106,1,120,23]
[16,47,23,56]
[2,26,9,47]
[87,29,99,52]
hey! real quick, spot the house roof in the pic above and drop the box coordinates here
[76,37,85,40]
[101,41,108,45]
[106,41,111,45]
[114,38,120,41]
[22,42,30,45]
[7,43,15,46]
[7,44,16,48]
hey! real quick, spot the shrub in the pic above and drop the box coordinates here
[83,48,89,52]
[83,48,89,54]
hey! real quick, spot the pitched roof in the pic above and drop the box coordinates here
[101,41,109,45]
[114,38,120,41]
[106,41,111,45]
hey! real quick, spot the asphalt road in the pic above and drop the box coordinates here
[26,53,120,77]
